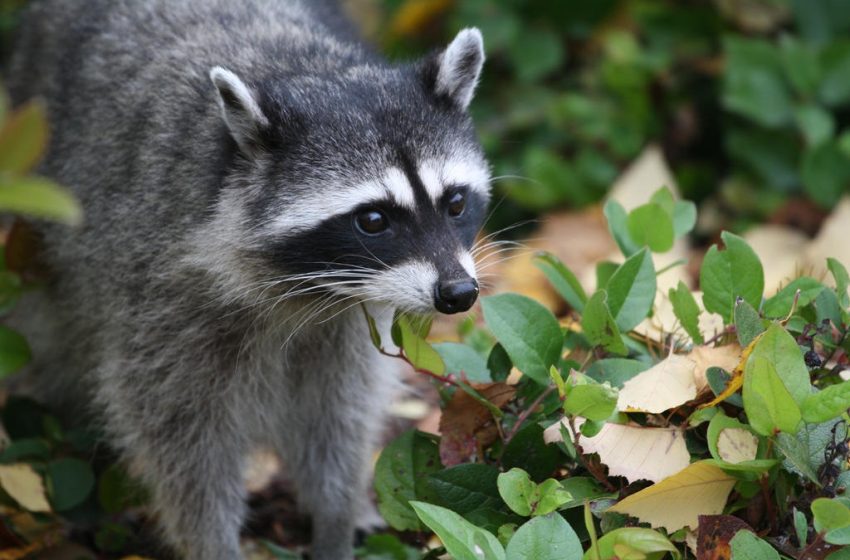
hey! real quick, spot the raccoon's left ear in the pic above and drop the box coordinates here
[210,66,270,157]
[430,28,485,110]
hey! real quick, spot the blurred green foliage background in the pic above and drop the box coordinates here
[360,0,850,235]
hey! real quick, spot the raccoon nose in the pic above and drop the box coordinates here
[434,278,479,314]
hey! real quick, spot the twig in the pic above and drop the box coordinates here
[504,385,556,444]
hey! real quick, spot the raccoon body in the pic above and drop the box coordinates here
[7,1,489,558]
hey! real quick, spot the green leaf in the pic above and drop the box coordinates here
[582,527,676,560]
[669,281,704,344]
[98,464,144,515]
[813,498,850,533]
[796,105,835,147]
[828,258,850,308]
[411,501,506,560]
[723,36,794,128]
[508,28,564,83]
[559,477,616,509]
[563,383,618,422]
[481,294,563,385]
[582,291,627,356]
[595,262,619,291]
[435,343,491,382]
[735,298,764,347]
[497,469,570,518]
[672,200,697,239]
[700,231,765,324]
[0,325,31,380]
[534,253,588,312]
[825,525,850,545]
[398,316,445,375]
[505,513,583,560]
[762,277,826,318]
[819,41,850,106]
[743,356,801,436]
[375,430,443,531]
[749,323,811,406]
[794,508,809,548]
[729,531,780,560]
[603,199,639,257]
[626,203,674,253]
[802,382,850,424]
[0,100,48,174]
[802,141,850,208]
[428,464,503,516]
[47,458,96,511]
[357,534,420,560]
[364,309,382,349]
[0,177,83,226]
[0,438,51,463]
[585,359,647,388]
[605,248,656,331]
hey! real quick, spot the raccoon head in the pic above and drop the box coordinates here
[209,29,489,315]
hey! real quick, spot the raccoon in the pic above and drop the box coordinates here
[6,1,489,558]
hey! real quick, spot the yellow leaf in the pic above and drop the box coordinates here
[0,464,51,512]
[609,461,736,531]
[544,419,690,483]
[716,428,758,464]
[389,0,453,37]
[700,331,765,409]
[616,354,696,413]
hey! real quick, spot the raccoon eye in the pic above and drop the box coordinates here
[447,191,466,218]
[354,209,389,235]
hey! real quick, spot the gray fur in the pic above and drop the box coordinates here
[6,1,488,559]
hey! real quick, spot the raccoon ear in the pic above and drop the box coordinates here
[209,66,270,156]
[432,28,485,110]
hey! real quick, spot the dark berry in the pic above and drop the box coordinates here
[805,350,822,368]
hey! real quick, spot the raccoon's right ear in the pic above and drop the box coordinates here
[210,67,270,157]
[428,28,485,110]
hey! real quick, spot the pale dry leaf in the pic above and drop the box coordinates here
[635,289,723,346]
[544,419,690,483]
[743,225,808,296]
[716,428,758,464]
[607,144,680,211]
[807,196,850,283]
[608,461,737,531]
[617,354,697,413]
[687,343,742,393]
[0,464,51,512]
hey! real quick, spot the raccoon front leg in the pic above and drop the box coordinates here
[280,353,395,560]
[99,362,249,560]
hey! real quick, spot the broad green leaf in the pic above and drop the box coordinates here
[672,200,697,238]
[47,458,96,511]
[582,291,627,356]
[700,232,764,323]
[819,41,850,106]
[501,424,561,482]
[826,526,850,545]
[595,261,619,291]
[626,203,674,253]
[0,326,31,380]
[0,177,83,226]
[723,37,794,128]
[428,464,503,516]
[357,534,420,560]
[796,105,835,147]
[398,316,445,375]
[813,498,850,533]
[411,501,505,560]
[743,356,801,436]
[605,249,656,331]
[794,508,808,548]
[0,100,48,174]
[375,431,442,531]
[559,477,616,509]
[563,383,618,421]
[802,141,850,208]
[481,294,563,385]
[497,469,570,518]
[669,281,703,344]
[585,359,648,388]
[505,513,582,560]
[363,309,382,349]
[603,199,639,257]
[508,28,564,83]
[762,277,825,318]
[534,253,587,312]
[828,258,850,308]
[749,323,811,406]
[649,187,675,215]
[802,382,850,424]
[583,527,676,560]
[434,342,491,382]
[98,464,144,515]
[735,298,764,347]
[706,411,757,464]
[0,438,50,463]
[729,531,780,560]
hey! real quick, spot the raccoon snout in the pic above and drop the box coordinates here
[434,278,479,314]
